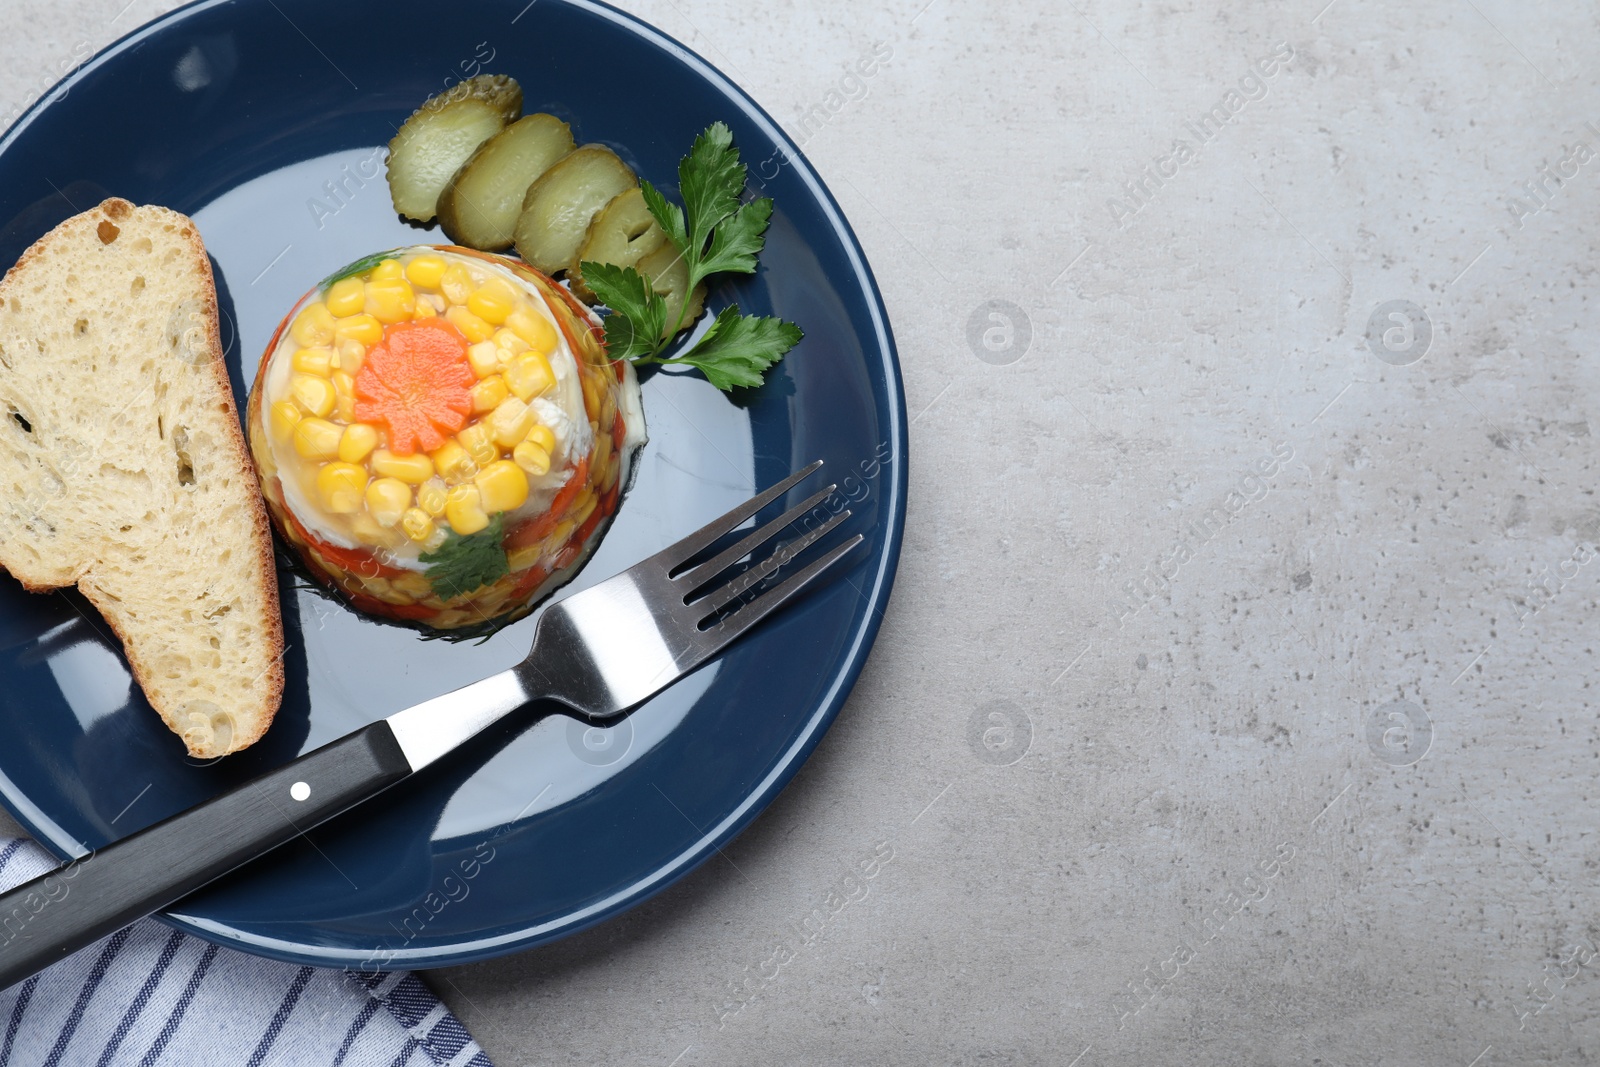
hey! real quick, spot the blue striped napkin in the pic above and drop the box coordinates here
[0,838,494,1066]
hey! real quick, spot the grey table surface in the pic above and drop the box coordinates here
[5,0,1600,1063]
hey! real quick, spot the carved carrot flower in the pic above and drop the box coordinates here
[353,318,475,455]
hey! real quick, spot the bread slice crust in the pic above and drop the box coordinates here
[0,198,283,757]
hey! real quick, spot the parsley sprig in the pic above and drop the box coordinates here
[581,122,802,390]
[419,514,509,600]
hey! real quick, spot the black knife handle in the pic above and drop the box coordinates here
[0,720,412,989]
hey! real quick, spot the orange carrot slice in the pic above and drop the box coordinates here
[353,319,475,455]
[510,564,551,599]
[504,457,589,550]
[283,507,407,579]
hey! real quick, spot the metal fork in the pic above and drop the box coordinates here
[391,458,858,765]
[0,460,860,989]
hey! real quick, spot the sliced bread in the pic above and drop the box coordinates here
[0,198,283,757]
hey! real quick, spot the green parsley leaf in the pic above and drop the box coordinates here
[580,262,666,361]
[639,179,687,255]
[420,514,509,600]
[320,250,398,290]
[697,197,772,278]
[658,305,803,390]
[678,121,746,255]
[596,123,801,393]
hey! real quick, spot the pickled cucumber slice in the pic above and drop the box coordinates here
[568,187,669,304]
[512,145,637,274]
[387,74,523,223]
[637,242,707,340]
[438,113,575,251]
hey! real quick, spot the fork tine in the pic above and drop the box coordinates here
[678,483,838,594]
[702,532,865,640]
[659,460,825,573]
[696,509,851,620]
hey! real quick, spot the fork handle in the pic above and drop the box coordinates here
[0,722,411,989]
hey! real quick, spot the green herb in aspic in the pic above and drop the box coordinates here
[419,514,509,599]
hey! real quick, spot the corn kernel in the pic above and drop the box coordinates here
[331,370,355,398]
[334,313,384,347]
[330,344,358,378]
[290,302,337,347]
[580,374,599,420]
[445,484,490,535]
[370,449,434,483]
[485,397,535,447]
[467,279,517,325]
[413,301,438,320]
[316,462,368,513]
[506,307,557,355]
[365,477,412,527]
[456,423,498,466]
[291,347,334,376]
[447,438,484,475]
[290,373,336,418]
[431,439,477,483]
[338,422,378,463]
[508,544,543,572]
[475,460,529,513]
[335,395,357,423]
[325,277,366,318]
[401,507,436,542]
[269,401,302,439]
[393,572,432,598]
[405,255,447,290]
[493,327,530,357]
[292,417,342,459]
[547,518,575,549]
[349,514,403,550]
[572,487,598,528]
[471,375,509,413]
[369,579,416,604]
[418,478,448,517]
[513,441,551,477]
[365,278,416,324]
[370,258,404,283]
[440,263,474,305]
[504,351,555,401]
[467,340,503,378]
[524,424,556,454]
[446,305,495,344]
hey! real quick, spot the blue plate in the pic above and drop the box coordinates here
[0,0,904,968]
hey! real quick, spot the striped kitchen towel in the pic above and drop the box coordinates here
[0,838,493,1066]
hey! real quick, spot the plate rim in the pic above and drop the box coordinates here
[0,0,908,970]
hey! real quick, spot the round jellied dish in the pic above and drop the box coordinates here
[245,245,644,629]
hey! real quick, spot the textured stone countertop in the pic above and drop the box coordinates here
[6,0,1600,1063]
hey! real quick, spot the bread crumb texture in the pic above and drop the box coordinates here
[0,199,284,757]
